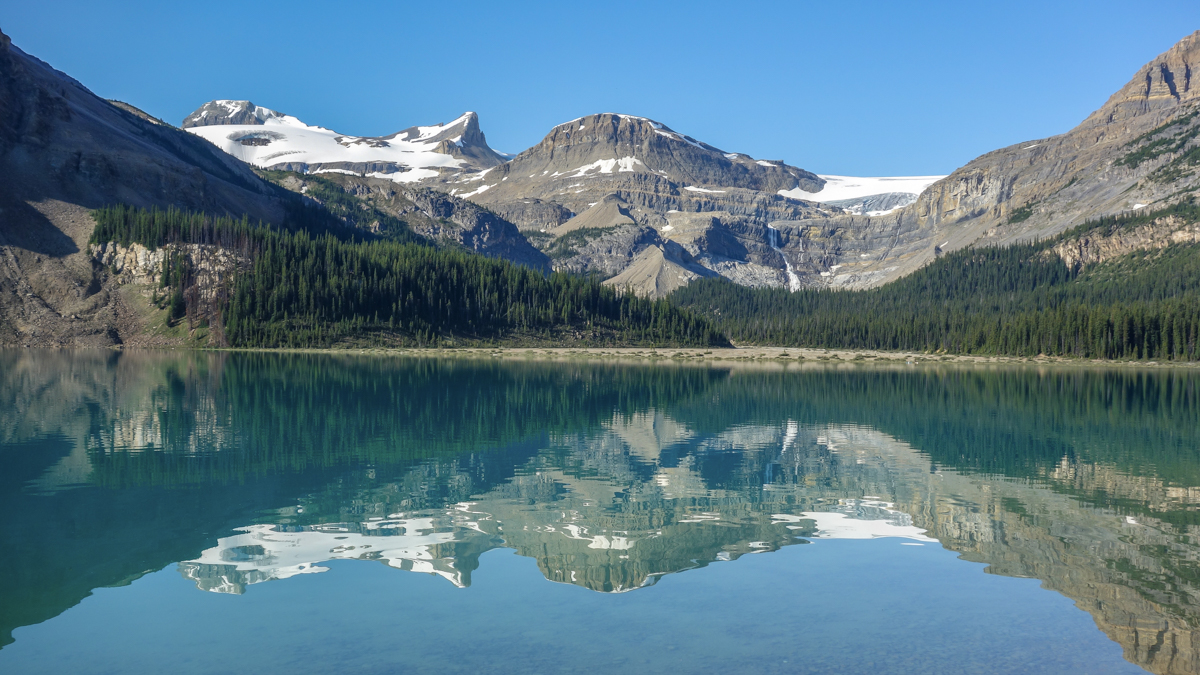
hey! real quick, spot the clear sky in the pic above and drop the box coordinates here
[3,1,1199,176]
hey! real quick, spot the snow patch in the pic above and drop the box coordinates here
[367,168,441,184]
[565,156,645,177]
[311,168,361,176]
[459,184,494,198]
[684,186,726,194]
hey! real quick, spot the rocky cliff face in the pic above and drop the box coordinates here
[90,241,248,345]
[1051,213,1200,267]
[0,29,285,348]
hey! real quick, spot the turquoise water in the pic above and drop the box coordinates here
[1,351,1198,674]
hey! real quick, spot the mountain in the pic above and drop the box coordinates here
[768,30,1200,289]
[0,28,287,347]
[177,101,953,297]
[183,101,506,180]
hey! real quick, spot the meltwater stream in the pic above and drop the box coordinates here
[767,225,802,292]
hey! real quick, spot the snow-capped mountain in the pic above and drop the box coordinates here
[179,103,955,297]
[182,100,506,182]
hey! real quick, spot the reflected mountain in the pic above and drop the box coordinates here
[1,350,1199,673]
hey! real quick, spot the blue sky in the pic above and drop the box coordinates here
[3,1,1199,175]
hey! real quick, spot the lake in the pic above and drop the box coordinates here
[1,350,1198,674]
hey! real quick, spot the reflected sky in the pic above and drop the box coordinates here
[1,350,1197,674]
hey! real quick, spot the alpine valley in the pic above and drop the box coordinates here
[1,25,1199,356]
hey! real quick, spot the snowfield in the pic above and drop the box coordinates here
[779,175,946,203]
[185,104,476,178]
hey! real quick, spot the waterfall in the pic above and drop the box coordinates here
[767,226,802,292]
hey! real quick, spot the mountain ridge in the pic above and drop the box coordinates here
[0,28,288,347]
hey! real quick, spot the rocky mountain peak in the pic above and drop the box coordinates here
[182,100,285,128]
[505,112,821,193]
[387,111,505,166]
[1085,30,1200,125]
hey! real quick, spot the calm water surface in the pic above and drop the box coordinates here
[2,350,1199,674]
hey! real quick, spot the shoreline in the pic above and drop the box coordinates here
[14,345,1196,369]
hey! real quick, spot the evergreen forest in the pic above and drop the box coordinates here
[91,204,728,348]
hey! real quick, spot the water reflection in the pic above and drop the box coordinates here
[1,350,1198,673]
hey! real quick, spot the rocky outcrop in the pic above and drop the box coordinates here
[1051,213,1200,267]
[484,198,575,232]
[92,241,246,299]
[90,241,248,344]
[182,100,286,127]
